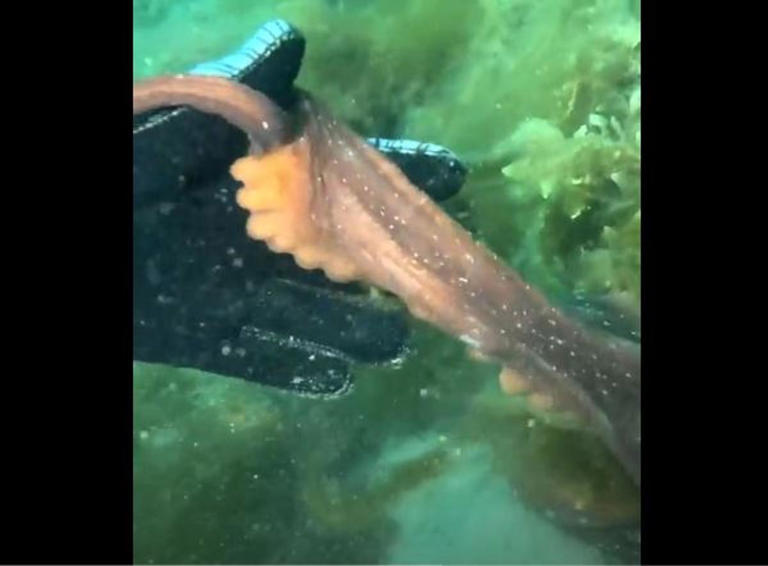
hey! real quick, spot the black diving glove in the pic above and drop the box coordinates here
[133,19,468,397]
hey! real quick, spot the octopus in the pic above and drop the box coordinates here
[133,44,641,486]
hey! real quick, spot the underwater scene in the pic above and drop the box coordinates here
[133,0,640,564]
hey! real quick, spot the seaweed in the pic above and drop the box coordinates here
[133,0,642,562]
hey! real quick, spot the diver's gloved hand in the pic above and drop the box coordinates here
[133,19,467,208]
[133,19,469,396]
[367,137,466,202]
[133,20,305,209]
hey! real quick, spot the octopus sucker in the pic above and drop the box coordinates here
[230,155,273,184]
[245,213,282,240]
[292,245,323,270]
[235,185,281,212]
[499,366,531,395]
[527,392,555,411]
[267,233,297,253]
[320,257,360,283]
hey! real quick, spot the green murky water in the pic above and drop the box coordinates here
[133,0,641,563]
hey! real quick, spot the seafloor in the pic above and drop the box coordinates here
[133,0,641,563]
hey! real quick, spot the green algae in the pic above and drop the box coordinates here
[133,0,641,562]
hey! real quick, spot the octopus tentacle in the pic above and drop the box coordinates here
[132,75,641,485]
[133,75,294,154]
